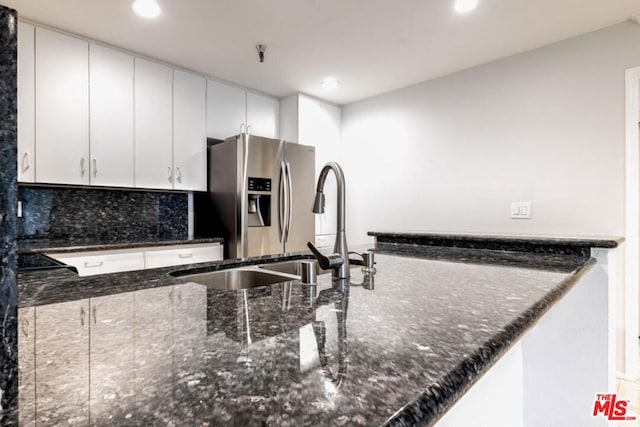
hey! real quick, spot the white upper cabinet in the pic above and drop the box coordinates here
[246,91,279,139]
[19,22,279,190]
[89,44,134,187]
[35,27,89,185]
[134,58,173,190]
[173,70,206,191]
[207,80,280,140]
[206,80,246,140]
[17,22,35,183]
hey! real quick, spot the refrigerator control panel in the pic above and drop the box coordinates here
[248,177,271,192]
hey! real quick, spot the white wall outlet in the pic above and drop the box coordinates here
[510,202,531,219]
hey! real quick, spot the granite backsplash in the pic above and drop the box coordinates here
[17,186,188,241]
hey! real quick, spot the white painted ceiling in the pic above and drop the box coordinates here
[4,0,640,104]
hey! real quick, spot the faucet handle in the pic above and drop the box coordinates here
[307,242,344,270]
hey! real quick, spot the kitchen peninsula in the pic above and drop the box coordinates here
[15,232,622,426]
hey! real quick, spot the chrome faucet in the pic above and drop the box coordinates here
[307,162,350,279]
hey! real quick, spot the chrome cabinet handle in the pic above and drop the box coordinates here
[178,252,193,259]
[176,167,182,183]
[21,152,29,173]
[247,124,252,135]
[80,157,86,177]
[167,166,173,183]
[80,307,86,327]
[21,318,29,337]
[240,123,246,134]
[284,162,293,243]
[92,158,98,178]
[84,261,103,268]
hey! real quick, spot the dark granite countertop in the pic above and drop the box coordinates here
[369,230,623,257]
[17,236,224,254]
[16,239,603,426]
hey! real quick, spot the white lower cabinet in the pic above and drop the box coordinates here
[47,243,222,276]
[48,248,146,276]
[144,243,222,269]
[35,299,90,425]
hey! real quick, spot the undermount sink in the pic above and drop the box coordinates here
[258,259,358,276]
[179,269,295,290]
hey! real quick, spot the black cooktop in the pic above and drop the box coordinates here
[18,253,78,274]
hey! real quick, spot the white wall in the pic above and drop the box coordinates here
[342,21,640,245]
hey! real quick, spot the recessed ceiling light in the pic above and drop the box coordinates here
[321,77,339,90]
[132,0,161,18]
[454,0,478,14]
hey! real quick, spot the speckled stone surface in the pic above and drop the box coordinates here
[17,243,597,426]
[18,236,223,254]
[17,185,188,241]
[369,231,623,257]
[0,4,17,421]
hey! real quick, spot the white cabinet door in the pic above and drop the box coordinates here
[35,28,89,185]
[17,22,35,183]
[246,91,279,139]
[173,282,207,420]
[134,286,174,421]
[144,243,222,269]
[47,249,146,276]
[134,58,173,189]
[35,299,90,425]
[18,307,36,427]
[206,80,246,140]
[89,292,135,420]
[89,44,134,187]
[173,70,206,191]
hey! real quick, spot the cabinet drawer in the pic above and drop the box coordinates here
[144,243,222,269]
[48,249,145,276]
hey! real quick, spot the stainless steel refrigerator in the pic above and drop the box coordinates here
[194,134,316,259]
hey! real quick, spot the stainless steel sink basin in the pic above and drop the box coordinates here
[179,269,295,290]
[258,259,358,276]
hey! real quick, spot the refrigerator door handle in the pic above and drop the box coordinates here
[278,161,287,242]
[284,161,293,243]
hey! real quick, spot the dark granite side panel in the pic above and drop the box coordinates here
[0,5,17,421]
[18,186,188,241]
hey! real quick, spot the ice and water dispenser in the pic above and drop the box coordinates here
[247,177,271,227]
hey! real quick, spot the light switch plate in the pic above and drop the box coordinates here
[510,202,531,219]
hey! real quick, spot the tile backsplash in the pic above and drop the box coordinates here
[18,186,188,241]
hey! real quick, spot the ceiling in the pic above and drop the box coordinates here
[4,0,640,105]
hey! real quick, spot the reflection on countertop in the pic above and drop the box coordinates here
[17,243,594,426]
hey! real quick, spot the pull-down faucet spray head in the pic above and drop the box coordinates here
[312,192,326,214]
